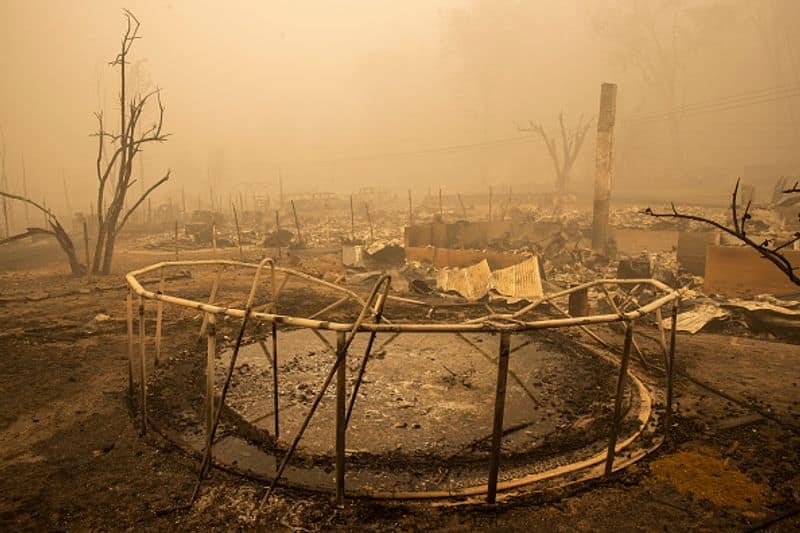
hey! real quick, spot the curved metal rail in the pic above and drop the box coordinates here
[124,259,681,514]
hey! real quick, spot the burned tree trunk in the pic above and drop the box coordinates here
[91,10,170,275]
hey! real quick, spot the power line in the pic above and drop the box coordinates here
[622,85,800,125]
[624,84,799,122]
[275,135,541,167]
[623,84,798,122]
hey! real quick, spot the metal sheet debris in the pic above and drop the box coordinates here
[436,259,493,301]
[662,303,730,334]
[490,256,544,301]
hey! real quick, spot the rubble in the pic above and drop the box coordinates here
[662,293,800,338]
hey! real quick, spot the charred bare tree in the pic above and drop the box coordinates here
[92,10,170,274]
[0,191,84,275]
[518,113,591,212]
[644,178,800,286]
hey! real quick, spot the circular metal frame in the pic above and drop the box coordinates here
[125,258,681,508]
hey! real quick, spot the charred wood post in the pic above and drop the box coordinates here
[364,203,374,242]
[290,200,302,246]
[274,209,281,258]
[232,203,244,259]
[408,189,413,226]
[568,286,589,317]
[592,82,617,256]
[350,194,355,241]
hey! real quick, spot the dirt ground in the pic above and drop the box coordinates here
[1,236,799,531]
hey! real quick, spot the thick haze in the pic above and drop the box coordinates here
[1,0,798,218]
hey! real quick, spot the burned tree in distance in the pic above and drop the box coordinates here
[92,9,170,274]
[518,112,592,213]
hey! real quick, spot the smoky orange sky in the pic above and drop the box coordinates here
[1,0,798,217]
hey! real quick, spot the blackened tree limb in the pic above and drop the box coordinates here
[0,227,56,246]
[644,177,800,286]
[0,191,84,274]
[116,171,170,233]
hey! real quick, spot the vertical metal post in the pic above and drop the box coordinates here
[126,290,134,398]
[174,220,180,261]
[155,269,164,366]
[665,300,678,438]
[138,296,147,434]
[271,266,280,442]
[206,313,216,453]
[335,331,347,507]
[488,332,511,503]
[605,321,633,475]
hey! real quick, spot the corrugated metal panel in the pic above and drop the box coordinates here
[490,256,544,301]
[660,303,729,334]
[436,259,492,301]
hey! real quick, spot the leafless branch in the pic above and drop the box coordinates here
[782,181,800,194]
[0,227,57,246]
[116,170,170,233]
[644,177,800,286]
[0,190,55,220]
